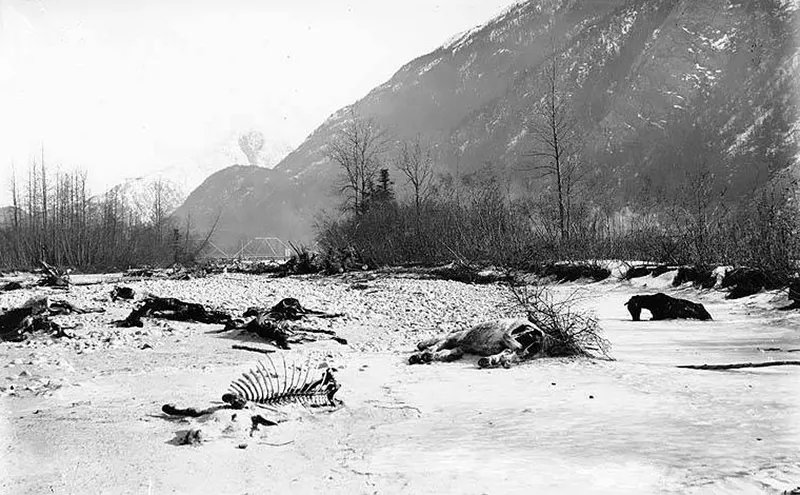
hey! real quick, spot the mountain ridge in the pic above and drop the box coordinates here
[175,0,799,247]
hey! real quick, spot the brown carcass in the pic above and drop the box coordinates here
[221,298,347,349]
[408,318,548,368]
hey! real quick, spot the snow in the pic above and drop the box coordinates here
[506,128,528,150]
[664,90,685,100]
[712,33,732,51]
[443,25,483,53]
[728,109,774,155]
[441,0,528,53]
[418,57,442,77]
[2,273,798,493]
[619,10,638,38]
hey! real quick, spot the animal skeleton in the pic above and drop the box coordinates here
[163,355,340,413]
[222,355,341,409]
[161,355,341,444]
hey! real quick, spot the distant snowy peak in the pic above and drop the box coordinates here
[104,176,185,223]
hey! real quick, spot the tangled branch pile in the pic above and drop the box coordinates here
[508,280,611,360]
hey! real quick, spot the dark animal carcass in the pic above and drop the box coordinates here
[110,286,136,301]
[625,293,712,321]
[115,296,233,327]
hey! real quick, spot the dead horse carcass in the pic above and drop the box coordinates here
[409,318,547,368]
[624,293,712,321]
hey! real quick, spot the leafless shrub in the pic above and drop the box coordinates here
[508,279,612,360]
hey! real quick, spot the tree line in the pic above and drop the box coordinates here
[0,156,189,271]
[318,54,799,280]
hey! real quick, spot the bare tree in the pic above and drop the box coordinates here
[326,110,388,216]
[238,130,265,166]
[150,178,168,244]
[9,163,20,258]
[396,135,435,230]
[40,147,48,258]
[523,51,584,240]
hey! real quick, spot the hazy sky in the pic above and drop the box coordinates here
[0,0,516,203]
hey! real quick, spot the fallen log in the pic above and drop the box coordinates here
[677,361,800,371]
[231,344,277,355]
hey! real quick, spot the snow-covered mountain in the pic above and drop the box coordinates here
[175,0,799,246]
[100,132,295,224]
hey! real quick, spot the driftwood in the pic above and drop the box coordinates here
[115,296,233,328]
[623,266,654,280]
[678,361,800,370]
[625,293,712,321]
[672,266,716,289]
[721,267,784,300]
[39,260,70,287]
[540,263,611,283]
[162,404,228,417]
[231,344,277,355]
[124,267,155,278]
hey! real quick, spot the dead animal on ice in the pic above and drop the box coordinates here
[0,296,105,342]
[624,293,712,321]
[220,298,347,349]
[110,286,135,301]
[408,318,549,368]
[161,355,341,445]
[248,297,344,321]
[115,296,233,328]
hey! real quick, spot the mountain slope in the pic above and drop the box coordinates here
[176,0,799,246]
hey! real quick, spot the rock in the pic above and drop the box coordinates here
[722,267,781,299]
[673,266,716,289]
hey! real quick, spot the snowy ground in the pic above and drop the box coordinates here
[1,270,798,494]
